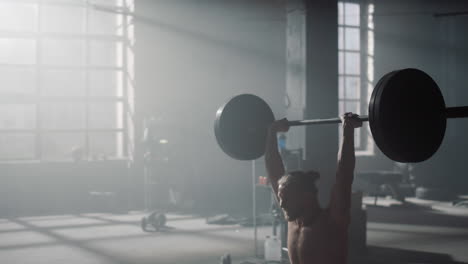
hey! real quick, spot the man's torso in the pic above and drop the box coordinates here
[287,210,348,264]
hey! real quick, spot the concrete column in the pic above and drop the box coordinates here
[305,0,339,206]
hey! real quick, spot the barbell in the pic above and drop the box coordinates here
[214,68,468,163]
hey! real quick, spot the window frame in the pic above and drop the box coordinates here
[338,0,375,156]
[0,0,133,161]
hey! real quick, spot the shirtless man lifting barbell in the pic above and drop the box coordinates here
[265,113,362,264]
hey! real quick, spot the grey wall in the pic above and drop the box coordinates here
[134,0,287,212]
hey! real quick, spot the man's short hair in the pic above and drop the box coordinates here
[278,170,320,193]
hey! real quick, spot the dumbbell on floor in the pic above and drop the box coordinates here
[141,211,166,232]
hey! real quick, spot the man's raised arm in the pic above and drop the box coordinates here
[336,113,361,182]
[330,113,362,226]
[265,118,289,196]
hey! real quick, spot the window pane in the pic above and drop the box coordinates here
[338,27,343,50]
[89,41,123,67]
[339,101,361,117]
[88,102,123,129]
[0,134,35,159]
[0,67,36,95]
[0,39,36,65]
[368,4,374,30]
[367,55,374,82]
[126,0,135,10]
[355,129,361,148]
[356,125,362,147]
[345,27,360,51]
[41,132,85,161]
[41,39,85,66]
[338,51,344,74]
[41,102,86,129]
[41,5,85,33]
[345,52,360,75]
[0,3,37,32]
[338,2,344,25]
[344,3,360,26]
[88,8,123,35]
[92,0,124,6]
[339,100,345,116]
[368,30,374,55]
[41,69,86,96]
[345,76,360,99]
[89,132,123,159]
[89,70,123,97]
[43,0,84,4]
[0,104,36,129]
[345,101,360,115]
[338,76,344,99]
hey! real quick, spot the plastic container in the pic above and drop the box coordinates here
[264,235,282,262]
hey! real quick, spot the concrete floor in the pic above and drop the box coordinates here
[1,199,468,264]
[0,212,270,264]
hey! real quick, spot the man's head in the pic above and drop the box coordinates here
[277,170,320,221]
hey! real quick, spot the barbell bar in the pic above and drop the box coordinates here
[214,68,468,163]
[288,105,468,126]
[288,116,369,126]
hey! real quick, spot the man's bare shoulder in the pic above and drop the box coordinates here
[288,221,299,231]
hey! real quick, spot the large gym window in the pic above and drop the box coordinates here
[338,1,374,154]
[0,0,134,161]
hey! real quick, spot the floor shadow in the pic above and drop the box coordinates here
[351,246,468,264]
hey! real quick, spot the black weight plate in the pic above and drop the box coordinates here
[369,68,446,163]
[215,94,275,160]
